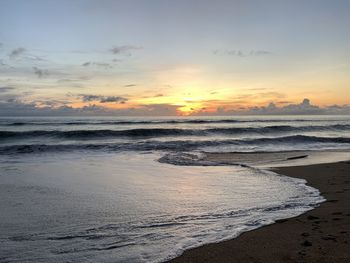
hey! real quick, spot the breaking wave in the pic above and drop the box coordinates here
[1,118,348,126]
[1,135,350,154]
[1,124,349,140]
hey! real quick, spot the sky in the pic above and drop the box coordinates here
[0,0,349,116]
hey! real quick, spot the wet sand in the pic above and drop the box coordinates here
[168,161,350,263]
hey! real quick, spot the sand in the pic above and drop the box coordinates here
[168,161,350,263]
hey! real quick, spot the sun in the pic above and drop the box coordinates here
[177,101,203,115]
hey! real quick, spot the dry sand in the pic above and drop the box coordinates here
[168,161,350,263]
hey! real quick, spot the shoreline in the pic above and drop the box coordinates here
[167,160,350,263]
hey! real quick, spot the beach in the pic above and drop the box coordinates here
[168,160,350,263]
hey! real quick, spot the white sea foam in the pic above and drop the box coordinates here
[0,152,325,263]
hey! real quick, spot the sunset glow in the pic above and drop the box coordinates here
[0,0,349,116]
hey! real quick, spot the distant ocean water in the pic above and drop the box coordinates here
[0,115,349,262]
[0,115,350,154]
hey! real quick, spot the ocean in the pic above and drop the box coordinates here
[0,115,349,262]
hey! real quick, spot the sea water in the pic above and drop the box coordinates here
[0,115,349,262]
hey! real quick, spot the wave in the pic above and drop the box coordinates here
[1,124,349,140]
[1,118,349,126]
[3,120,241,126]
[1,135,349,154]
[208,124,350,135]
[0,128,197,140]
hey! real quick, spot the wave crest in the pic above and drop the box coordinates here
[1,124,349,140]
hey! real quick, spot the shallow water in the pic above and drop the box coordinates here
[0,152,324,263]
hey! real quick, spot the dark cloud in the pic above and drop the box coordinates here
[78,94,128,104]
[248,98,320,115]
[0,86,15,93]
[0,100,75,116]
[81,61,112,69]
[277,100,293,104]
[110,45,142,56]
[0,93,20,103]
[33,67,49,78]
[100,96,128,104]
[196,98,350,116]
[1,98,350,116]
[141,93,164,99]
[124,84,137,87]
[9,47,26,59]
[213,49,272,57]
[80,94,101,102]
[32,99,72,107]
[6,47,46,62]
[0,101,181,116]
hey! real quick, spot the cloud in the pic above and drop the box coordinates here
[33,67,49,78]
[277,100,293,104]
[0,86,15,93]
[0,100,182,116]
[0,100,76,116]
[230,91,285,102]
[1,98,350,117]
[110,45,142,56]
[246,88,268,91]
[56,79,85,88]
[0,93,20,103]
[258,92,286,98]
[124,84,137,87]
[100,96,128,104]
[25,54,47,61]
[141,104,181,116]
[196,98,350,116]
[213,49,272,57]
[80,94,101,102]
[94,62,111,69]
[78,94,128,104]
[81,61,112,69]
[6,47,46,62]
[9,47,26,59]
[31,99,71,107]
[57,78,80,83]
